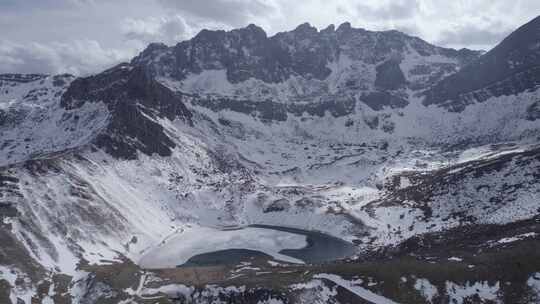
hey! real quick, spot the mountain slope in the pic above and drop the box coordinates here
[0,17,540,304]
[424,15,540,111]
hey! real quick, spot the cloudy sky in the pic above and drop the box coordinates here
[1,0,539,75]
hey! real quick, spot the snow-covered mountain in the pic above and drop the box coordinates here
[1,17,540,304]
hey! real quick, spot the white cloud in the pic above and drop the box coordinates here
[122,15,192,46]
[1,0,540,75]
[0,39,137,75]
[157,0,277,27]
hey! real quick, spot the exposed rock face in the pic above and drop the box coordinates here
[360,91,408,111]
[374,59,407,90]
[62,64,192,159]
[131,22,480,112]
[192,94,357,121]
[132,23,336,84]
[527,100,540,120]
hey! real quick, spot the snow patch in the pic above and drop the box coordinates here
[414,278,438,302]
[314,273,400,304]
[445,281,500,304]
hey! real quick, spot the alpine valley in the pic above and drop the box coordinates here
[1,16,540,304]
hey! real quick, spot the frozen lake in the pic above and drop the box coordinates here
[138,225,355,268]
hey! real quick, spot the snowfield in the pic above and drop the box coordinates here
[1,71,539,278]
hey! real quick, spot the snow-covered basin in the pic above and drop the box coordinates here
[138,225,355,269]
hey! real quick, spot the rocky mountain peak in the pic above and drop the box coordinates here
[336,21,352,32]
[321,24,335,34]
[293,22,318,34]
[241,23,267,37]
[129,21,481,94]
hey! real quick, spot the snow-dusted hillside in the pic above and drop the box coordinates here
[1,18,540,304]
[0,74,109,166]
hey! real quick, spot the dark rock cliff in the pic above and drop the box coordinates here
[61,64,192,159]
